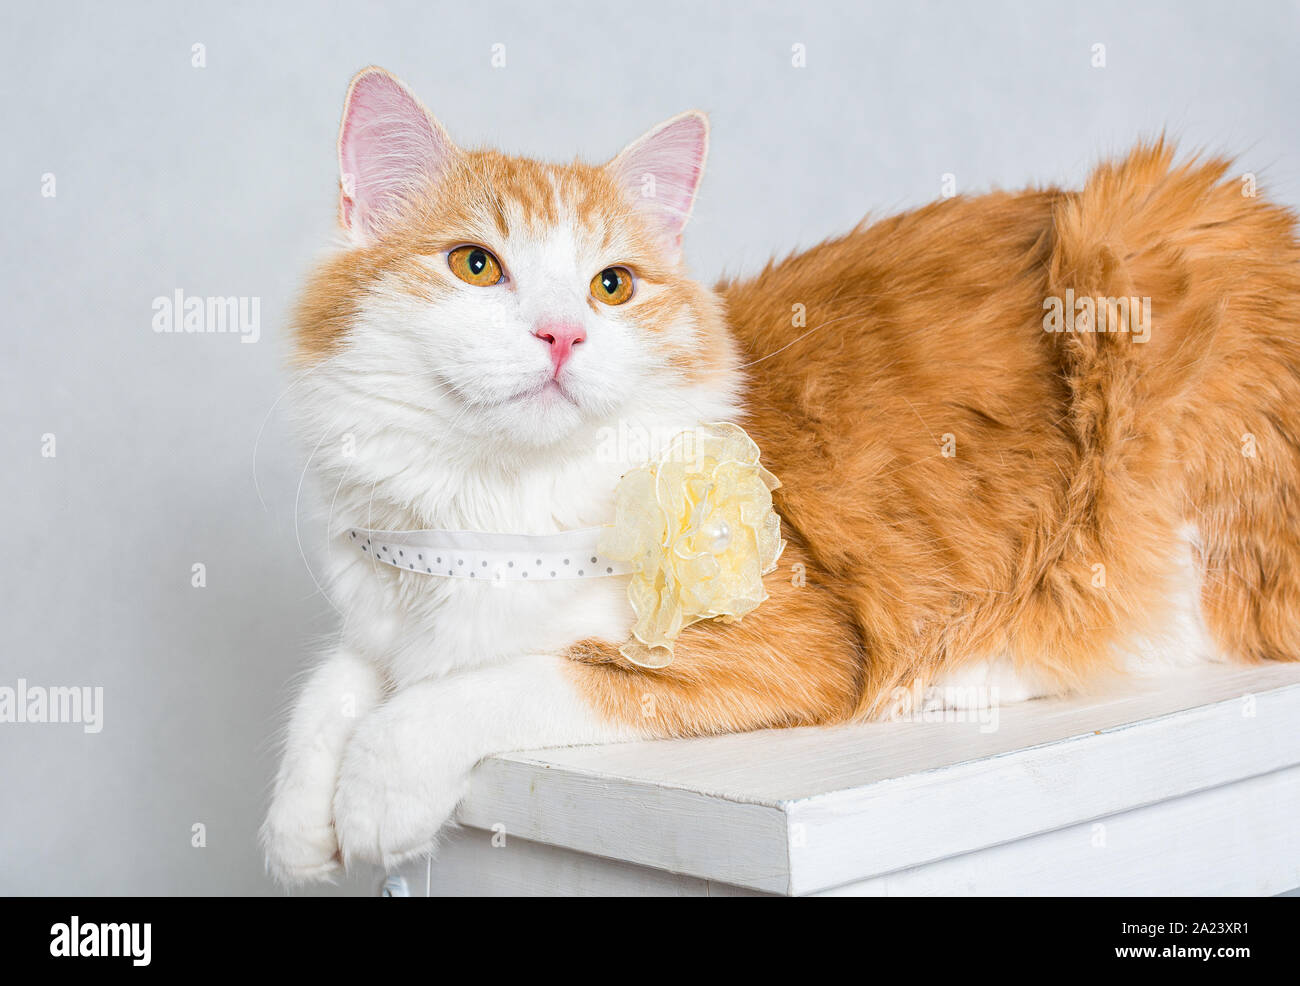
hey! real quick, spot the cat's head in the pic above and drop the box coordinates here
[293,67,737,464]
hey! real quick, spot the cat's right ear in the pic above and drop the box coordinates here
[337,67,457,243]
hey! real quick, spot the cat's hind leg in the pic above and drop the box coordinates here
[1187,410,1300,665]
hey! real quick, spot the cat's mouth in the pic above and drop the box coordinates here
[502,377,580,408]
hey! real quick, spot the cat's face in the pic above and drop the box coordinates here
[294,68,733,457]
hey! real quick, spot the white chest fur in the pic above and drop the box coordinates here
[310,393,737,688]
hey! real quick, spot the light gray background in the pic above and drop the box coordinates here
[3,0,1298,895]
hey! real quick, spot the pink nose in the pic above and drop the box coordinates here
[533,321,586,374]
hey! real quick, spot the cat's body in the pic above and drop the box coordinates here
[263,68,1300,883]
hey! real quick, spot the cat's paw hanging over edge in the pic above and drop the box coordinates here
[331,709,467,870]
[260,804,344,887]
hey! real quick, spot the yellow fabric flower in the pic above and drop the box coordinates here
[598,422,785,668]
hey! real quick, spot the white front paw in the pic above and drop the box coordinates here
[261,794,342,886]
[332,711,468,870]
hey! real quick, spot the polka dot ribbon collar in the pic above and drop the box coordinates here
[347,526,632,582]
[342,423,787,669]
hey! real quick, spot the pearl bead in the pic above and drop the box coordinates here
[704,518,731,554]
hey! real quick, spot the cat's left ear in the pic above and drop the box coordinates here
[606,111,709,258]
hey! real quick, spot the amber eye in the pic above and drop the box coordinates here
[591,266,635,306]
[448,245,504,286]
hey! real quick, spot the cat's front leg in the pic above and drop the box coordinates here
[261,647,384,885]
[332,654,638,870]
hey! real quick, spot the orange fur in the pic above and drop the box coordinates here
[568,140,1300,736]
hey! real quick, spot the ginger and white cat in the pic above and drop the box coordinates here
[263,66,1300,884]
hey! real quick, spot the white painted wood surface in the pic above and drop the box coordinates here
[388,663,1300,896]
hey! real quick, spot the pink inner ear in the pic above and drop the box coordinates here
[338,71,451,239]
[610,113,708,245]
